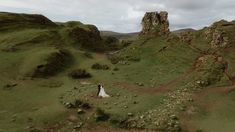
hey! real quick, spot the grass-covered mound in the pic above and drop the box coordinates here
[20,49,72,77]
[0,29,61,52]
[59,21,105,51]
[69,69,91,79]
[0,12,106,52]
[0,12,57,31]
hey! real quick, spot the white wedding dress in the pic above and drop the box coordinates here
[98,86,110,98]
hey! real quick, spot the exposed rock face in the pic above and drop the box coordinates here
[205,28,229,48]
[140,11,170,37]
[204,20,232,48]
[179,31,193,44]
[211,30,229,48]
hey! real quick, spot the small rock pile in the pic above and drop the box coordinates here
[124,73,215,131]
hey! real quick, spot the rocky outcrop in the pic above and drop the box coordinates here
[179,31,194,44]
[205,28,229,48]
[140,11,170,37]
[211,30,229,48]
[204,20,232,48]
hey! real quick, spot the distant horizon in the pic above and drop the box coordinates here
[2,11,232,34]
[0,0,234,33]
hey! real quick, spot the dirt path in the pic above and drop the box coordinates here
[196,83,235,98]
[95,53,107,59]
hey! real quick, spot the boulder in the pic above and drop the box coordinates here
[77,109,85,115]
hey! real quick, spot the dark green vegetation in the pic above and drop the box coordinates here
[0,12,235,132]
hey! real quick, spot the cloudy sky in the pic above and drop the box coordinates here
[0,0,234,33]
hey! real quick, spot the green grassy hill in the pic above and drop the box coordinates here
[0,12,235,132]
[100,31,138,40]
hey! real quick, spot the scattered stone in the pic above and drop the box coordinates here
[140,115,144,119]
[80,81,91,87]
[65,102,74,108]
[73,122,83,129]
[68,115,78,122]
[77,109,84,115]
[188,98,194,102]
[128,113,134,117]
[170,115,178,120]
[135,82,144,86]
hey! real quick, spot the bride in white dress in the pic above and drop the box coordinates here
[97,84,110,98]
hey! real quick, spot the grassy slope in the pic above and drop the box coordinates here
[178,21,235,132]
[100,31,138,40]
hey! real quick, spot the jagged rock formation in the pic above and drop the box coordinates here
[204,20,233,48]
[140,11,170,37]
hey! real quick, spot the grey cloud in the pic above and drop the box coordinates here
[0,0,234,32]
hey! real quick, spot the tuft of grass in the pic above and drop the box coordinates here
[69,69,91,79]
[95,108,110,122]
[91,63,110,70]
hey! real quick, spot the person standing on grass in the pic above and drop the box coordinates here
[97,84,110,98]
